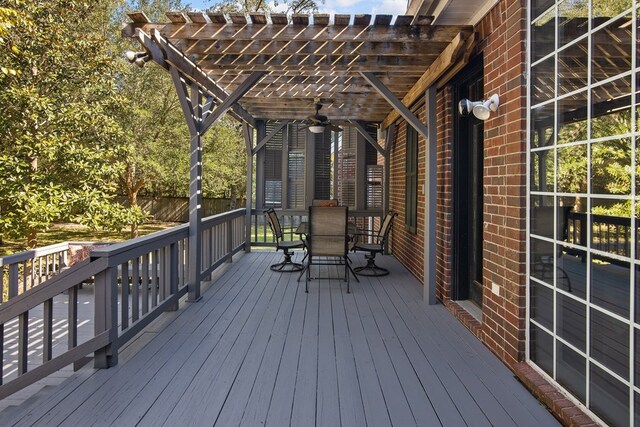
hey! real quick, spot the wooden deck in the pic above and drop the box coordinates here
[0,251,558,426]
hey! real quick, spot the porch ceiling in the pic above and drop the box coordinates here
[122,12,474,123]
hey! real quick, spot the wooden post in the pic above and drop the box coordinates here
[383,124,396,255]
[187,82,203,302]
[94,265,118,368]
[424,86,437,305]
[244,123,254,252]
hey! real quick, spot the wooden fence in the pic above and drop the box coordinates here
[118,196,243,222]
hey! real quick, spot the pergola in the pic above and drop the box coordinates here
[122,11,476,304]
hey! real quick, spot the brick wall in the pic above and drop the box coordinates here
[388,0,527,367]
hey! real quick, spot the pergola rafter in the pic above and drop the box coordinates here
[122,11,474,123]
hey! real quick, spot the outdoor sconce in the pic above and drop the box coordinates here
[125,50,150,68]
[458,94,500,120]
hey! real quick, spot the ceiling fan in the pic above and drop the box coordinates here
[298,102,343,134]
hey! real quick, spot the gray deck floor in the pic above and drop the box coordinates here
[1,251,558,426]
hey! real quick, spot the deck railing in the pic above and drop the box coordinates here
[0,241,103,301]
[250,208,384,245]
[0,209,245,399]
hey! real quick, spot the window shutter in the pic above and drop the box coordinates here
[287,123,306,209]
[405,126,418,233]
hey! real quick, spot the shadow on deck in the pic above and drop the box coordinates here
[0,251,558,426]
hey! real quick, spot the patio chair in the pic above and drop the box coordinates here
[264,208,305,272]
[352,211,397,276]
[304,205,356,293]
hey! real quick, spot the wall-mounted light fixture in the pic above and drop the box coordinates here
[458,94,500,120]
[125,50,150,68]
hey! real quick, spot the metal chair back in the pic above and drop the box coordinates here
[265,208,283,242]
[377,211,397,246]
[308,206,348,257]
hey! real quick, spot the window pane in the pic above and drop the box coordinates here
[556,341,586,402]
[558,38,589,96]
[532,0,555,22]
[591,139,632,196]
[590,309,629,379]
[532,9,555,62]
[530,323,554,376]
[590,364,630,427]
[531,56,555,104]
[634,265,640,323]
[558,245,586,297]
[531,150,555,191]
[531,203,555,238]
[591,2,633,23]
[558,0,588,48]
[635,328,640,386]
[531,281,554,330]
[590,253,630,317]
[591,78,632,138]
[557,92,588,141]
[557,294,586,350]
[531,238,555,285]
[591,197,632,260]
[591,15,633,83]
[531,104,555,148]
[557,144,587,193]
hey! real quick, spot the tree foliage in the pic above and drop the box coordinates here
[208,0,323,14]
[0,0,146,246]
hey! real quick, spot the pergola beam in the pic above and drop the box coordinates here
[135,29,256,127]
[381,31,469,129]
[200,71,266,134]
[361,72,429,140]
[349,121,385,156]
[252,120,290,155]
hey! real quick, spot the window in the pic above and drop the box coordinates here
[405,125,418,233]
[527,2,637,425]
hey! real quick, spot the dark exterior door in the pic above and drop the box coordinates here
[453,58,484,308]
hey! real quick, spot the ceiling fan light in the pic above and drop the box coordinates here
[308,125,325,133]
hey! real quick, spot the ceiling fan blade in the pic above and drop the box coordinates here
[327,124,343,132]
[298,124,312,132]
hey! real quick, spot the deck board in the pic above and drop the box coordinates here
[1,251,559,427]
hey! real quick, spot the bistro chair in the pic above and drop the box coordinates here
[264,208,305,272]
[304,205,356,293]
[352,211,397,276]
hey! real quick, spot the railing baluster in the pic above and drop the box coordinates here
[152,250,158,308]
[0,324,3,385]
[121,261,130,330]
[22,260,28,293]
[0,266,4,303]
[132,256,140,323]
[69,285,78,350]
[9,263,19,299]
[43,298,53,362]
[164,246,171,299]
[18,311,28,375]
[169,242,178,311]
[142,253,149,315]
[227,218,233,263]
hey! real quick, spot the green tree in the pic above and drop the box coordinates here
[208,0,323,14]
[0,0,145,247]
[202,117,246,205]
